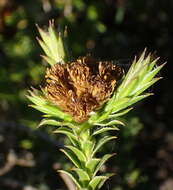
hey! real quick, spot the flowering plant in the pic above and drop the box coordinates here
[27,21,164,190]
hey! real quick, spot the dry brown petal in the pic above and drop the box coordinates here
[45,56,123,123]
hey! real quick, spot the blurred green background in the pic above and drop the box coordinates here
[0,0,172,190]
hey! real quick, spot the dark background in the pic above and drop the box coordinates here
[0,0,172,190]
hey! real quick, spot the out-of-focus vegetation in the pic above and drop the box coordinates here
[0,0,172,190]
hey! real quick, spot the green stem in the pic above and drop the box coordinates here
[61,124,114,190]
[75,127,95,189]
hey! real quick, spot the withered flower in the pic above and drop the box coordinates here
[45,56,123,123]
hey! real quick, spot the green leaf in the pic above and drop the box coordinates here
[37,22,71,64]
[77,122,93,134]
[93,154,115,177]
[37,26,50,45]
[42,104,72,121]
[38,119,62,127]
[37,26,54,57]
[58,170,81,188]
[137,55,151,79]
[81,140,95,158]
[113,50,163,102]
[122,56,137,80]
[94,112,110,123]
[66,145,86,163]
[28,95,73,121]
[117,76,140,98]
[54,127,79,146]
[60,149,81,168]
[95,119,124,127]
[92,136,117,157]
[37,37,53,59]
[97,173,114,189]
[27,89,73,121]
[138,55,158,82]
[39,119,77,129]
[105,97,130,112]
[142,63,165,85]
[110,94,151,114]
[30,104,72,122]
[27,91,46,105]
[92,127,119,136]
[48,25,63,61]
[41,55,57,65]
[86,158,100,175]
[88,176,109,190]
[134,77,161,96]
[148,57,160,71]
[110,107,133,116]
[73,168,90,185]
[126,93,152,107]
[89,109,111,125]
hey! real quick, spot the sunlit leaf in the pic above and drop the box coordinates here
[92,127,119,136]
[60,149,81,168]
[93,153,115,177]
[92,136,117,157]
[58,170,81,188]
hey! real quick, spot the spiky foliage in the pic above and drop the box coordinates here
[36,20,70,65]
[27,22,165,190]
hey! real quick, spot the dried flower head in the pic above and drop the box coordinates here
[45,56,123,123]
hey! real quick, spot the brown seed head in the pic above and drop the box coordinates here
[45,56,123,123]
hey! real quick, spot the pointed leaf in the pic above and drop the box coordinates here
[95,119,124,127]
[40,119,77,129]
[110,107,133,116]
[48,25,62,61]
[56,129,79,147]
[88,112,101,124]
[105,97,130,112]
[142,63,165,85]
[38,119,62,127]
[137,55,151,79]
[86,158,100,175]
[54,127,79,146]
[96,112,110,123]
[92,136,117,157]
[37,22,71,64]
[30,103,72,122]
[37,38,52,58]
[73,168,90,184]
[148,57,160,71]
[92,127,119,136]
[27,92,46,105]
[60,149,81,168]
[110,94,151,113]
[37,26,50,45]
[117,76,139,98]
[66,145,86,163]
[97,173,114,189]
[88,176,108,190]
[58,170,81,188]
[81,140,95,158]
[134,77,161,96]
[27,90,73,121]
[126,93,152,107]
[41,55,57,65]
[93,154,116,177]
[43,104,72,121]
